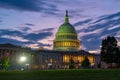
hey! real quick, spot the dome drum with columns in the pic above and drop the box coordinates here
[53,11,80,51]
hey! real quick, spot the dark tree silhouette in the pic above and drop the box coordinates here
[69,58,74,69]
[81,57,90,68]
[100,36,120,68]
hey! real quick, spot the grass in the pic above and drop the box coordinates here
[0,69,120,80]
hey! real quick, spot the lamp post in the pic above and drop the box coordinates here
[19,56,27,70]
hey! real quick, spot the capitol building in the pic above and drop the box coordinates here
[0,11,100,70]
[36,11,100,69]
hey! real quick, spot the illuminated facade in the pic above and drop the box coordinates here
[37,11,100,69]
[37,50,100,69]
[0,43,34,70]
[0,11,100,70]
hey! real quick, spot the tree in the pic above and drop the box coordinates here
[100,36,120,68]
[69,58,74,69]
[81,57,90,68]
[1,58,9,70]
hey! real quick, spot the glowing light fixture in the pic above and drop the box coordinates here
[20,56,26,62]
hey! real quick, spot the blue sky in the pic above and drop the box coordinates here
[0,0,120,53]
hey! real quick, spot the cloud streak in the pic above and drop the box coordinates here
[0,0,41,11]
[0,0,59,15]
[25,23,35,26]
[1,35,29,42]
[0,28,54,49]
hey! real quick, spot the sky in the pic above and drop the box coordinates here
[0,0,120,53]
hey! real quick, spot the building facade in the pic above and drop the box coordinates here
[37,50,99,69]
[37,11,100,69]
[0,11,100,70]
[0,43,34,70]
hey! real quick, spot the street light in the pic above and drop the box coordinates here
[20,56,26,62]
[19,56,27,70]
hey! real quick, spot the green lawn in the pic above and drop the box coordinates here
[0,69,120,80]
